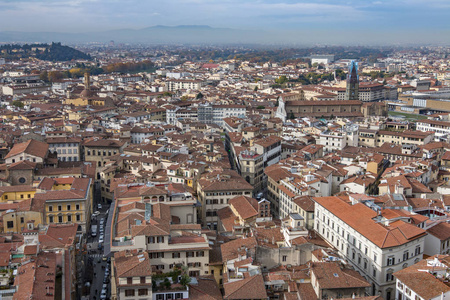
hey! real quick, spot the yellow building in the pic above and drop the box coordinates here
[35,177,93,232]
[0,185,36,202]
[83,138,126,168]
[3,208,43,233]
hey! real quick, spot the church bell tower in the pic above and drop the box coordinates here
[345,60,359,100]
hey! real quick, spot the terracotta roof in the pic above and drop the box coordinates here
[427,222,450,241]
[221,237,257,262]
[39,223,77,249]
[189,275,222,300]
[223,274,268,299]
[313,196,427,249]
[394,255,450,300]
[293,196,315,212]
[229,196,258,220]
[311,262,370,289]
[114,251,152,279]
[5,139,49,159]
[298,282,317,300]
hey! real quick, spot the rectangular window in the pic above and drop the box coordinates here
[403,251,409,261]
[140,277,146,284]
[58,216,63,223]
[127,277,132,284]
[67,215,72,222]
[172,252,181,258]
[76,204,80,210]
[7,221,13,228]
[138,289,148,296]
[282,255,287,262]
[48,206,53,212]
[67,205,71,211]
[58,205,62,211]
[76,215,81,221]
[20,217,24,224]
[415,246,421,256]
[387,257,394,266]
[125,289,135,296]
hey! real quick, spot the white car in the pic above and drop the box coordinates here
[92,211,100,217]
[100,290,107,299]
[98,203,102,210]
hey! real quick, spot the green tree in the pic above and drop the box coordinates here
[179,274,191,287]
[12,100,24,108]
[163,278,171,290]
[256,105,265,109]
[275,75,288,85]
[196,92,204,99]
[39,70,48,82]
[254,86,258,92]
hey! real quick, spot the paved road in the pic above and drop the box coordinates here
[85,198,112,299]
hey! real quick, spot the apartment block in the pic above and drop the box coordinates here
[313,196,427,300]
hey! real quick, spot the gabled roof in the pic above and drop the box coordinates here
[223,274,267,299]
[221,237,257,262]
[311,262,370,289]
[394,255,450,300]
[229,196,258,220]
[5,139,49,159]
[114,251,152,279]
[189,276,222,300]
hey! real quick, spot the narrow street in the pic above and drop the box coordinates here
[83,187,112,300]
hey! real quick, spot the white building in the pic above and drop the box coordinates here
[313,196,427,300]
[46,137,81,162]
[394,255,450,300]
[317,124,359,154]
[279,173,332,218]
[197,103,246,127]
[416,119,450,140]
[165,79,205,92]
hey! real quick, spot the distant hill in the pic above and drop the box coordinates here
[0,42,91,61]
[0,26,267,45]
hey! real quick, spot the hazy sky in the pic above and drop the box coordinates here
[0,0,449,43]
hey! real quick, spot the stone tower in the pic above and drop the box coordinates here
[345,60,359,100]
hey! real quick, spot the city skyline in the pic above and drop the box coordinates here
[0,0,449,45]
